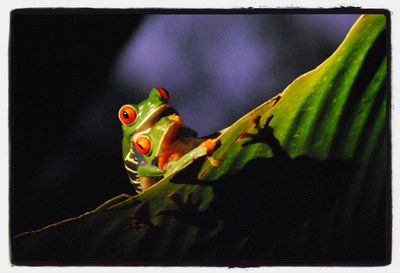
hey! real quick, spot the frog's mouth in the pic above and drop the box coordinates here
[136,105,178,132]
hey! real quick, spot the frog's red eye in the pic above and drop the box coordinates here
[118,105,137,125]
[135,136,151,155]
[156,87,169,102]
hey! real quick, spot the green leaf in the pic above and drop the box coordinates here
[13,14,388,264]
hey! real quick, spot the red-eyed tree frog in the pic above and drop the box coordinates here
[118,87,177,159]
[118,87,219,193]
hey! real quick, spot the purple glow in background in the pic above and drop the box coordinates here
[113,14,359,135]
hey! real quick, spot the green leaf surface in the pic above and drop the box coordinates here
[13,14,389,265]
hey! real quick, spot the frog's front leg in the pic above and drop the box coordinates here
[137,165,165,191]
[163,138,220,177]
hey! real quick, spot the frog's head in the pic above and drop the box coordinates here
[132,114,183,169]
[119,87,177,157]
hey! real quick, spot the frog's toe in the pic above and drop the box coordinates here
[207,156,220,167]
[200,139,217,155]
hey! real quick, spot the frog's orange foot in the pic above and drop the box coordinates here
[168,114,183,126]
[200,139,217,155]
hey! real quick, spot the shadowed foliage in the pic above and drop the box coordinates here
[12,14,389,265]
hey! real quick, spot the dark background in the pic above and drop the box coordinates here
[10,10,360,236]
[11,10,144,236]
